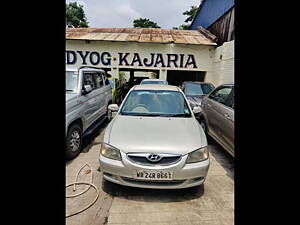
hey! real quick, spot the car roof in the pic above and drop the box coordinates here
[142,79,166,82]
[65,67,105,73]
[133,84,179,91]
[218,83,234,87]
[183,81,213,84]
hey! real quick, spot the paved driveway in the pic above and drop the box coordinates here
[66,119,234,225]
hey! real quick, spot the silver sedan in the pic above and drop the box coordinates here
[99,84,210,189]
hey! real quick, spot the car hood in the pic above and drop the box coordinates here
[107,115,206,155]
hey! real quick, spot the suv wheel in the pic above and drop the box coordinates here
[66,123,82,160]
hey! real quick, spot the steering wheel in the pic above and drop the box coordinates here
[132,104,150,112]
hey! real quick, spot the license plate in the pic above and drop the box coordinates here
[134,170,173,180]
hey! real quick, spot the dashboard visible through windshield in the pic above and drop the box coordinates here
[120,90,191,117]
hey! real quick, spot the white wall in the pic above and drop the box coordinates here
[206,40,234,87]
[65,39,234,86]
[66,40,214,79]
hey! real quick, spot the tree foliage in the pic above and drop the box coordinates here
[66,2,89,28]
[173,5,199,30]
[183,6,199,23]
[133,18,161,28]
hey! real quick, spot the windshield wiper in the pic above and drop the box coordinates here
[121,113,161,117]
[160,113,191,117]
[66,89,74,92]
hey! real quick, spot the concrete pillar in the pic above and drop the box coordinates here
[159,69,168,81]
[111,67,119,79]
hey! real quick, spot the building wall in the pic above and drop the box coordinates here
[205,40,234,86]
[207,7,234,45]
[66,40,215,79]
[66,40,233,87]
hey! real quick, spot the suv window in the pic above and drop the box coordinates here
[209,87,232,106]
[83,72,96,90]
[94,73,104,89]
[105,76,110,86]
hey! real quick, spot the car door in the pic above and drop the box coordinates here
[217,88,234,155]
[204,86,233,148]
[102,73,112,107]
[80,71,99,128]
[92,72,106,119]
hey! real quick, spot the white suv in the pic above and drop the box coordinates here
[66,67,112,159]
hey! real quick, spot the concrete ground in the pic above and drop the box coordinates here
[66,119,234,225]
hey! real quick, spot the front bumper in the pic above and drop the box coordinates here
[99,151,210,189]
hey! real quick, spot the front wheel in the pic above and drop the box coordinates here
[66,123,82,160]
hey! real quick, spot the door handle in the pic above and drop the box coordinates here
[224,114,231,120]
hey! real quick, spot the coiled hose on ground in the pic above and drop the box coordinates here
[66,163,100,218]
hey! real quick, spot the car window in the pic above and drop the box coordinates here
[225,88,234,109]
[94,73,104,89]
[66,71,78,92]
[83,72,96,90]
[120,90,191,117]
[108,80,115,89]
[185,83,215,96]
[209,87,232,106]
[105,76,110,86]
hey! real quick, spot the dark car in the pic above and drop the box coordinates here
[122,77,149,101]
[180,81,215,112]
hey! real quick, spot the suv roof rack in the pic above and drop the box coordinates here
[78,66,112,78]
[78,66,105,71]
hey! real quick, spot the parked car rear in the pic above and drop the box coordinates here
[199,84,234,156]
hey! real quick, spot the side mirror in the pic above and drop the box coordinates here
[108,104,119,112]
[188,100,194,109]
[82,85,92,95]
[193,106,202,114]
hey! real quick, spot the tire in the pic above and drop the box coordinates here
[66,123,82,160]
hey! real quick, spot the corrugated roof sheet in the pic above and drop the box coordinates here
[66,28,217,46]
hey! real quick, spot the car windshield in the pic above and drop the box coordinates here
[185,83,214,96]
[66,71,78,92]
[120,90,191,117]
[141,80,168,85]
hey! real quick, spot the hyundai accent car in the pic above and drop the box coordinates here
[99,84,210,189]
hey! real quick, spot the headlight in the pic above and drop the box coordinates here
[100,143,121,161]
[186,147,209,163]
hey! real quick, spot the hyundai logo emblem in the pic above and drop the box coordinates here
[147,153,162,162]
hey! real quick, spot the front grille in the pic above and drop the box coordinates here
[121,177,185,186]
[127,154,181,166]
